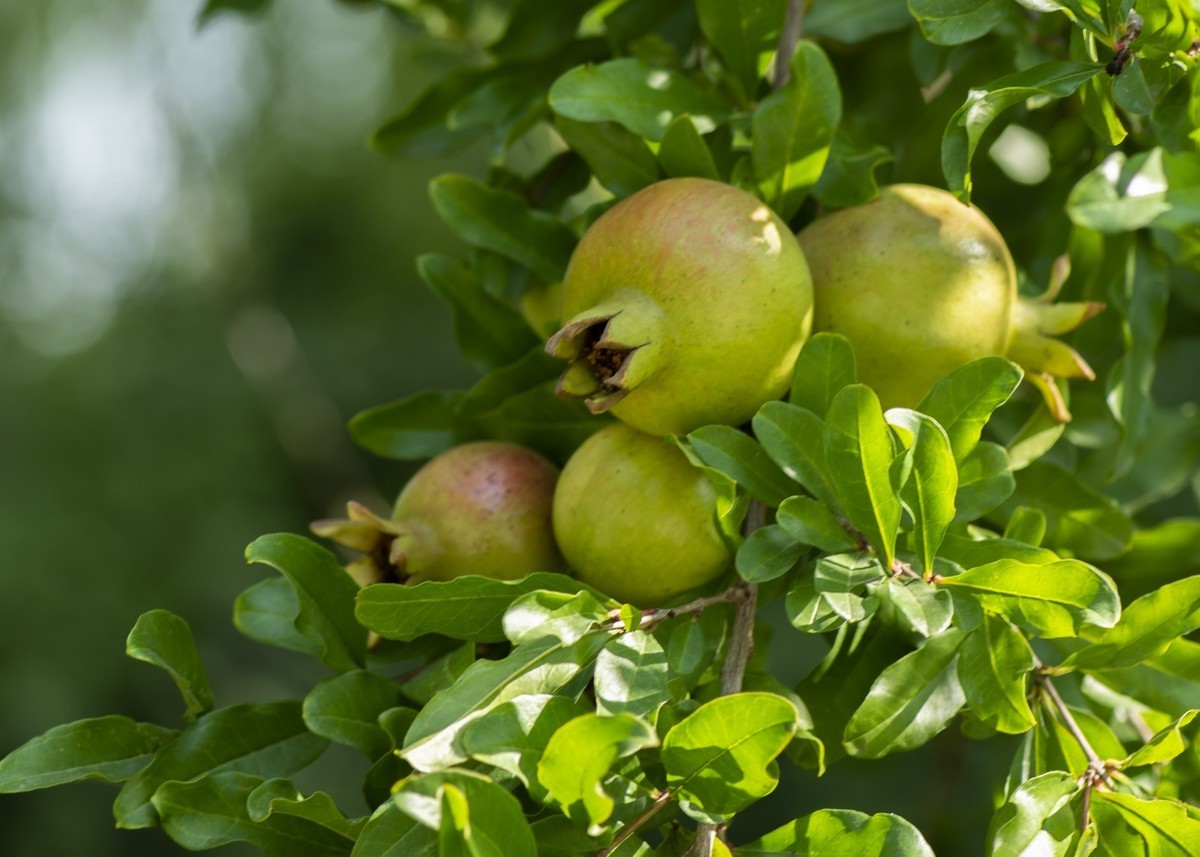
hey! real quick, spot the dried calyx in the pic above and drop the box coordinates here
[545,295,663,415]
[310,501,433,587]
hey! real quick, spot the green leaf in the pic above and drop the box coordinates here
[401,644,476,708]
[349,390,465,461]
[882,578,955,638]
[302,671,408,760]
[937,558,1120,638]
[393,769,536,857]
[1004,507,1048,547]
[753,401,840,508]
[939,529,1059,568]
[687,424,799,507]
[787,555,881,634]
[812,136,892,208]
[0,716,176,793]
[694,0,785,101]
[352,802,438,857]
[371,70,489,159]
[806,0,916,43]
[1061,575,1200,671]
[917,356,1023,462]
[753,41,842,221]
[153,772,361,857]
[503,589,612,645]
[843,630,966,759]
[125,609,214,721]
[986,771,1081,857]
[736,525,807,583]
[429,175,577,282]
[790,332,858,420]
[489,0,596,63]
[955,441,1015,522]
[1067,149,1200,234]
[113,701,328,829]
[555,116,661,198]
[824,385,902,569]
[887,409,957,574]
[246,534,366,672]
[777,496,858,553]
[909,0,1009,46]
[234,578,323,657]
[459,694,589,802]
[1090,792,1200,856]
[662,692,799,817]
[595,631,671,719]
[1089,639,1200,719]
[1009,462,1133,560]
[549,58,730,142]
[401,633,608,772]
[958,613,1036,735]
[538,713,658,826]
[943,61,1101,200]
[416,254,538,373]
[657,114,721,179]
[356,572,597,643]
[735,808,935,856]
[1122,709,1199,769]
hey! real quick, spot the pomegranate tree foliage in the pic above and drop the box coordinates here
[4,0,1200,854]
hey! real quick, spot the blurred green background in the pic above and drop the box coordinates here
[2,3,1197,857]
[0,2,480,853]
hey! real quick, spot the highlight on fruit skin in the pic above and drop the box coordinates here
[797,183,1102,422]
[311,440,565,587]
[546,177,814,437]
[552,422,733,607]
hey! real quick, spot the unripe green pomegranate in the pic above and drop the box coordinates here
[312,441,565,585]
[553,424,732,606]
[798,184,1100,420]
[547,178,814,437]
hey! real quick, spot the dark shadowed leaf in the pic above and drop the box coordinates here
[694,0,786,101]
[909,0,1009,46]
[688,424,799,506]
[234,578,323,657]
[429,175,577,282]
[737,525,806,583]
[113,701,328,829]
[1009,462,1133,560]
[658,114,721,179]
[555,116,661,197]
[777,496,858,553]
[302,671,408,760]
[954,442,1015,522]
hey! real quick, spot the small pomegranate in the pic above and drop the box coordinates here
[546,177,814,437]
[552,423,733,606]
[798,184,1101,420]
[312,441,565,585]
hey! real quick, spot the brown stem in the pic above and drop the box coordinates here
[1033,667,1114,789]
[627,585,751,633]
[597,790,672,857]
[772,0,807,90]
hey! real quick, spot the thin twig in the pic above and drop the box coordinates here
[597,790,672,857]
[772,0,807,89]
[1034,669,1114,789]
[616,585,749,634]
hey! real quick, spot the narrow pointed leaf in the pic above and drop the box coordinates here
[777,496,858,554]
[824,385,902,569]
[687,424,800,507]
[887,409,957,574]
[790,332,858,420]
[986,771,1081,857]
[1063,575,1200,671]
[958,613,1036,735]
[753,401,839,508]
[917,357,1023,462]
[658,114,721,179]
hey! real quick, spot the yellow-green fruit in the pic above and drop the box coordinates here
[553,424,732,606]
[798,184,1099,419]
[799,184,1015,409]
[547,177,814,437]
[313,441,565,585]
